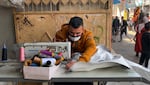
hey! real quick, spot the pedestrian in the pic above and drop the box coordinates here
[143,13,149,24]
[118,16,129,42]
[127,18,133,31]
[133,19,145,57]
[112,16,120,42]
[139,22,150,68]
[53,16,97,85]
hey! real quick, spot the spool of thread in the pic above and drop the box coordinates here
[40,50,53,56]
[39,53,52,58]
[54,55,61,60]
[32,55,41,64]
[58,52,63,56]
[40,58,56,66]
[2,43,7,61]
[19,47,25,62]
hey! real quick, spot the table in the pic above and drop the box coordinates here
[52,66,149,83]
[0,62,149,84]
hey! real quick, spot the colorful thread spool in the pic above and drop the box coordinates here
[19,47,25,62]
[40,58,56,66]
[40,50,53,56]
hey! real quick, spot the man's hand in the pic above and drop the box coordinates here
[65,61,76,70]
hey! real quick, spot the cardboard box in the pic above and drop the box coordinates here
[24,42,71,59]
[23,42,70,80]
[23,65,59,80]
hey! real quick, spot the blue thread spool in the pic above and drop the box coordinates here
[2,43,7,61]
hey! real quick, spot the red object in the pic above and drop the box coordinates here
[134,28,145,53]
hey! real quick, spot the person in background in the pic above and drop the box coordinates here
[118,16,128,42]
[54,16,97,85]
[127,17,133,31]
[112,16,120,42]
[143,13,149,24]
[139,22,150,68]
[133,19,145,57]
[147,13,150,20]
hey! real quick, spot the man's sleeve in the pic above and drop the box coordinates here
[54,24,68,42]
[79,32,97,62]
[55,31,62,41]
[54,29,66,42]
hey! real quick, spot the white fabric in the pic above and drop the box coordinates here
[90,45,113,63]
[126,59,150,82]
[136,23,145,33]
[71,52,81,61]
[0,0,23,8]
[70,45,131,71]
[106,59,150,85]
[143,16,149,24]
[10,0,23,5]
[69,45,150,84]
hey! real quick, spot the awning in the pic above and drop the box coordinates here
[126,0,143,8]
[113,0,121,4]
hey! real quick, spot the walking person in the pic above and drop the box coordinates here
[112,16,120,42]
[139,22,150,68]
[133,20,145,57]
[133,14,147,57]
[118,16,128,42]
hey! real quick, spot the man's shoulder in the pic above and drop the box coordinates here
[57,24,69,33]
[83,29,94,40]
[84,29,93,34]
[61,24,69,29]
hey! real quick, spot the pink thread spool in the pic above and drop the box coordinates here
[19,47,25,62]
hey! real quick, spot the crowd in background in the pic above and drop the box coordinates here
[112,16,132,42]
[112,9,150,68]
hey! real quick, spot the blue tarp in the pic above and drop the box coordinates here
[113,0,120,4]
[126,0,143,8]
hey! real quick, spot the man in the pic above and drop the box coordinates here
[55,16,97,69]
[112,16,120,42]
[54,16,97,85]
[112,16,120,36]
[139,22,150,68]
[119,16,128,42]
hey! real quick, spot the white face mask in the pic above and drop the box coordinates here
[68,35,81,41]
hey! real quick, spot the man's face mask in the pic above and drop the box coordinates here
[68,35,81,41]
[68,25,83,41]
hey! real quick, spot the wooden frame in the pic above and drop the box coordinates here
[13,0,112,50]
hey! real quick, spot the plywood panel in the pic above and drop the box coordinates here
[14,14,107,45]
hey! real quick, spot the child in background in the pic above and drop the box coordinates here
[139,22,150,68]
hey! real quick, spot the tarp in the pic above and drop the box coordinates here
[113,0,143,8]
[113,0,121,4]
[126,0,143,8]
